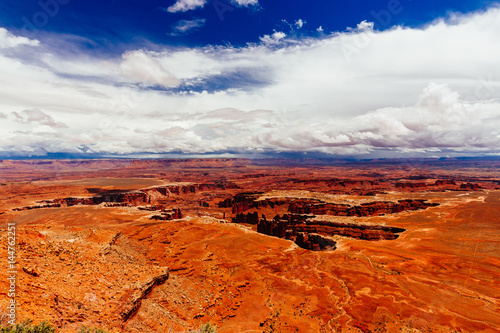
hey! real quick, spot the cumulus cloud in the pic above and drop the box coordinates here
[359,83,500,150]
[120,50,181,87]
[255,83,500,152]
[0,28,39,49]
[170,19,206,36]
[295,19,304,29]
[259,31,286,45]
[231,0,259,7]
[1,7,500,157]
[166,0,206,13]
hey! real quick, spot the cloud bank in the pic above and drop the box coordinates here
[0,28,40,49]
[0,7,499,158]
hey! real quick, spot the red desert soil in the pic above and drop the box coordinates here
[0,158,499,332]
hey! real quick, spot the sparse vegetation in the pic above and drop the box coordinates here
[0,319,56,333]
[191,323,217,333]
[0,320,109,333]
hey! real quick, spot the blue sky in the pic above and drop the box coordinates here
[0,0,495,50]
[0,0,499,158]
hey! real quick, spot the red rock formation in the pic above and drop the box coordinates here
[146,182,240,197]
[150,208,182,221]
[137,205,167,211]
[256,214,405,251]
[294,232,337,251]
[460,182,482,190]
[396,182,427,189]
[218,198,233,208]
[225,193,439,217]
[232,212,259,224]
[435,179,456,186]
[13,203,62,211]
[120,269,170,322]
[276,198,437,217]
[11,182,241,212]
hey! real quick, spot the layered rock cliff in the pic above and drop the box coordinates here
[256,214,406,251]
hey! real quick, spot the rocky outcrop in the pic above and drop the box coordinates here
[100,232,122,255]
[218,198,233,208]
[394,180,485,192]
[257,214,405,251]
[226,193,438,217]
[294,232,337,251]
[13,181,240,212]
[22,265,40,277]
[359,199,436,216]
[13,203,62,211]
[150,208,182,221]
[103,202,131,207]
[339,180,377,187]
[120,269,169,322]
[14,191,150,211]
[460,183,482,190]
[396,182,427,189]
[137,205,168,212]
[230,193,292,215]
[146,181,240,197]
[435,180,456,186]
[290,178,377,187]
[301,219,406,241]
[289,199,438,216]
[232,212,259,224]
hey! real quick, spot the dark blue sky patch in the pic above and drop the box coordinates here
[1,0,497,52]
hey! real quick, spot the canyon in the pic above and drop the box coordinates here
[0,158,499,332]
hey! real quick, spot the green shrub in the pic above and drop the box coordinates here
[0,320,109,333]
[0,319,56,333]
[191,323,217,333]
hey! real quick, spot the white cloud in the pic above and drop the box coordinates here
[120,50,181,88]
[259,31,286,45]
[354,20,373,31]
[0,28,39,49]
[1,7,500,157]
[231,0,259,7]
[170,18,206,36]
[295,19,304,29]
[166,0,206,13]
[11,109,67,128]
[260,83,500,152]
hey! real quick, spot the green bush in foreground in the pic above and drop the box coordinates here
[191,323,217,333]
[0,320,109,333]
[0,319,55,333]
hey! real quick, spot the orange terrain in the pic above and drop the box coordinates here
[0,158,499,332]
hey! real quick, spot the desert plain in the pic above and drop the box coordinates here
[0,158,499,332]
